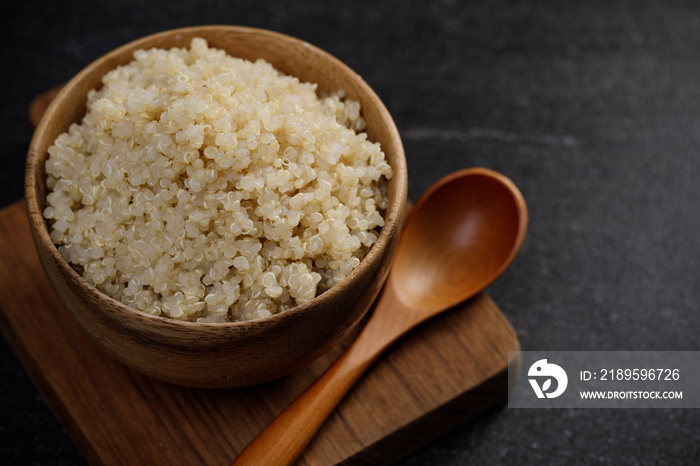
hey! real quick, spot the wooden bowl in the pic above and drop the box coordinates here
[24,25,407,388]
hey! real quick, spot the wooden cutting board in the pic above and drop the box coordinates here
[0,198,519,465]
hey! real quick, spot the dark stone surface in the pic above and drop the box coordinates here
[2,1,699,464]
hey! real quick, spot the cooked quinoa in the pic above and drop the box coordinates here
[43,38,393,322]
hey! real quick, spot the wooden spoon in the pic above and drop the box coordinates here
[232,167,528,465]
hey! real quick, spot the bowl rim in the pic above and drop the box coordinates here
[25,24,408,329]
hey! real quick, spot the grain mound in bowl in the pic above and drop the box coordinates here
[43,38,393,323]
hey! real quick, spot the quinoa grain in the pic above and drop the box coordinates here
[44,38,392,322]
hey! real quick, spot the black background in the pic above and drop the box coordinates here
[2,1,699,464]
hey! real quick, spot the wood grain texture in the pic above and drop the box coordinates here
[0,200,520,465]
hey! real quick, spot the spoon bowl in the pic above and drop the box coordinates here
[232,167,527,465]
[392,168,527,312]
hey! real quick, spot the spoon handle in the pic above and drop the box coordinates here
[231,285,405,466]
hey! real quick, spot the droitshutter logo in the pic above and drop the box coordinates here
[528,359,568,399]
